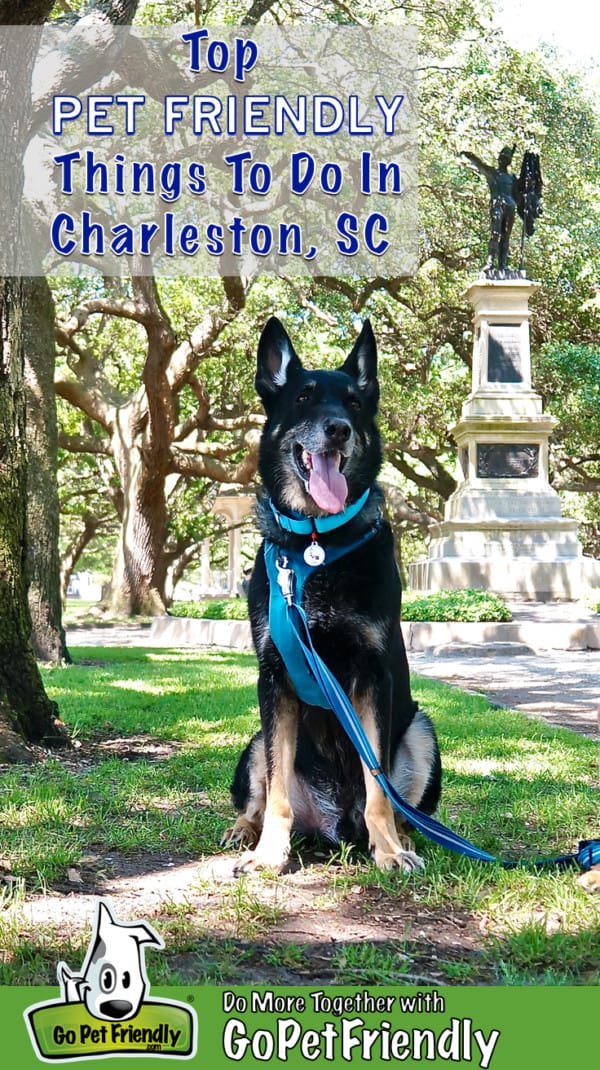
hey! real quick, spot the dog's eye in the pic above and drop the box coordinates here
[122,971,131,989]
[296,392,310,403]
[349,397,361,411]
[100,965,116,993]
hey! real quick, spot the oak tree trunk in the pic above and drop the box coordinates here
[106,405,168,616]
[23,277,70,662]
[0,280,67,759]
[0,21,67,758]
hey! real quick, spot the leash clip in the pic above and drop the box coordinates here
[275,554,295,605]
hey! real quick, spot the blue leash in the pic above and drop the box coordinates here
[267,546,600,874]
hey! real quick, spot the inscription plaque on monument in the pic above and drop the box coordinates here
[477,443,539,479]
[487,323,522,382]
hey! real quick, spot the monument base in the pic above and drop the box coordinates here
[410,276,600,602]
[409,557,589,602]
[410,493,588,601]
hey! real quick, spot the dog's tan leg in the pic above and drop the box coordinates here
[235,696,297,874]
[221,738,266,849]
[355,691,424,873]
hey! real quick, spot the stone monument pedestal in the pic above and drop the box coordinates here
[410,278,593,600]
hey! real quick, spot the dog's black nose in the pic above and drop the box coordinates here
[323,418,352,444]
[99,1000,134,1019]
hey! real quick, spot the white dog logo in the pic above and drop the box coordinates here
[57,900,164,1022]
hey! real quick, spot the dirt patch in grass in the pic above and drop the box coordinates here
[12,831,492,986]
[94,736,187,761]
[21,735,188,771]
[16,848,493,986]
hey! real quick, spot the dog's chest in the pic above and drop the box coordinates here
[302,563,360,621]
[301,566,390,657]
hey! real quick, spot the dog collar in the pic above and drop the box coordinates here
[268,488,371,536]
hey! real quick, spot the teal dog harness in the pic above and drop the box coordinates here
[265,489,380,707]
[263,495,600,873]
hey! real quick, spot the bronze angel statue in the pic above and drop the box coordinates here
[461,145,543,274]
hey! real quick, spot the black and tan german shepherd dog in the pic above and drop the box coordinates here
[222,317,441,873]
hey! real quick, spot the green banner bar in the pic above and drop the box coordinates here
[3,985,597,1068]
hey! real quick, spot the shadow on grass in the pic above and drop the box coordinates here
[5,923,597,987]
[0,929,491,987]
[153,934,493,986]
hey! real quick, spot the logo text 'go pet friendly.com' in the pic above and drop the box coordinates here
[25,899,197,1061]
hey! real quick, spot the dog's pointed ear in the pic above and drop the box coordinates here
[97,900,117,936]
[256,317,303,401]
[128,923,165,950]
[339,320,379,405]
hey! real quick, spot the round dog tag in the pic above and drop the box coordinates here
[303,541,326,566]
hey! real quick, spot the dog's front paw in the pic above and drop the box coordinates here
[221,817,260,850]
[233,848,289,876]
[372,846,425,873]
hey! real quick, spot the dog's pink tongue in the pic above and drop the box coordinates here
[308,452,348,513]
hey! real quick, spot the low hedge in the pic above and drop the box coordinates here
[401,588,511,622]
[170,588,511,624]
[170,599,249,620]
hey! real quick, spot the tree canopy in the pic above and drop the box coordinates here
[9,0,600,619]
[50,11,600,598]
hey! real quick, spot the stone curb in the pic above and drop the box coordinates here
[148,616,600,652]
[149,616,254,650]
[405,620,600,652]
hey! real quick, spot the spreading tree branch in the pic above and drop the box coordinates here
[379,482,438,531]
[58,432,112,455]
[168,276,249,392]
[387,447,456,498]
[170,434,260,485]
[241,0,280,25]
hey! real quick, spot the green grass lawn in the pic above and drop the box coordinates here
[0,646,598,987]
